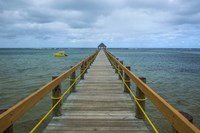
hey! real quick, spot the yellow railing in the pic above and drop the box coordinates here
[0,50,99,133]
[104,49,200,133]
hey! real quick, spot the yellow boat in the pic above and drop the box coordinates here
[53,51,68,57]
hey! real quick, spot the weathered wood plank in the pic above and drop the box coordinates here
[50,115,137,120]
[44,127,149,131]
[44,131,149,133]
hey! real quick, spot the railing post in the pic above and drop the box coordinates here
[90,56,93,66]
[84,61,88,73]
[124,66,131,93]
[93,55,96,63]
[88,56,93,69]
[107,55,112,67]
[0,109,13,133]
[70,66,76,92]
[135,77,146,119]
[81,61,85,79]
[88,58,91,69]
[118,61,123,80]
[52,76,62,116]
[111,57,115,69]
[172,111,193,133]
[92,57,94,64]
[115,58,119,73]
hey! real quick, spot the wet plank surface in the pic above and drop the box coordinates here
[43,50,149,133]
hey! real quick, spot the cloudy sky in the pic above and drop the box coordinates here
[0,0,200,48]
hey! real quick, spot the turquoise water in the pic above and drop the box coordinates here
[0,48,199,132]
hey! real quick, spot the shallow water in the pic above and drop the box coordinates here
[0,48,199,132]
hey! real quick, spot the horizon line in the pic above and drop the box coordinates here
[0,47,199,49]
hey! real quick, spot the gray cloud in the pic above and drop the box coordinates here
[0,0,27,11]
[0,0,200,48]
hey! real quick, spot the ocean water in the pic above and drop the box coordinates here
[0,48,199,132]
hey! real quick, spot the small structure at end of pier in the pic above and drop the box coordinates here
[98,42,107,49]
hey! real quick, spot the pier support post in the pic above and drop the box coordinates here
[0,109,13,133]
[124,66,131,93]
[52,76,62,116]
[81,62,85,79]
[70,66,76,92]
[118,61,123,80]
[115,58,119,73]
[172,111,193,133]
[135,77,146,119]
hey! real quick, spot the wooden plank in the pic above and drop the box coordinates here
[44,127,149,131]
[76,86,123,89]
[77,84,123,87]
[44,131,149,133]
[62,107,133,111]
[61,111,135,116]
[63,101,134,107]
[68,93,130,97]
[63,101,134,106]
[49,115,137,120]
[68,95,131,100]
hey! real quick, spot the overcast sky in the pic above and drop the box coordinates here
[0,0,200,48]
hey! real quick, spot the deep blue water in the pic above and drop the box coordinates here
[0,48,199,132]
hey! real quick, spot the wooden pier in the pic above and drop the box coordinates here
[43,50,149,133]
